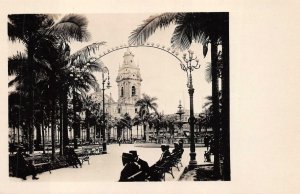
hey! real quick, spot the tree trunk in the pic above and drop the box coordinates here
[36,123,41,148]
[221,14,230,181]
[143,123,146,141]
[211,37,221,179]
[51,98,56,161]
[94,125,96,143]
[127,128,129,140]
[42,121,45,154]
[28,43,34,154]
[73,89,78,149]
[17,126,20,144]
[59,101,63,156]
[122,128,125,140]
[86,111,90,142]
[62,90,69,152]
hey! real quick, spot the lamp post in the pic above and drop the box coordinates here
[101,66,111,154]
[180,49,201,169]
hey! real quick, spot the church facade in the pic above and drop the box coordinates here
[90,49,142,119]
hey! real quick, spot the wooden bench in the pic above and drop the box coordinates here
[170,152,183,171]
[76,149,90,165]
[155,158,174,181]
[25,155,52,174]
[82,146,103,155]
[126,171,147,181]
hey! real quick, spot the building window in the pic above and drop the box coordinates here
[135,108,137,113]
[132,86,136,96]
[121,87,124,97]
[118,108,121,113]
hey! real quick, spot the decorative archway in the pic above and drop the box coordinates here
[97,43,183,64]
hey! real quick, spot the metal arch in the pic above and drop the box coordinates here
[96,43,183,64]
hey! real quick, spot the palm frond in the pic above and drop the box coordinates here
[8,21,24,43]
[129,13,177,45]
[8,76,22,87]
[171,24,192,50]
[70,42,106,64]
[8,52,27,76]
[50,14,91,42]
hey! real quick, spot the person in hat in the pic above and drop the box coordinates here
[172,142,180,155]
[15,147,39,180]
[148,144,171,181]
[129,150,150,180]
[151,144,171,167]
[65,146,81,168]
[178,140,184,154]
[119,153,141,182]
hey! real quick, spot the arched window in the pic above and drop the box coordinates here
[121,87,124,97]
[132,86,136,96]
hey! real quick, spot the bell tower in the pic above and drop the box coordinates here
[116,48,142,116]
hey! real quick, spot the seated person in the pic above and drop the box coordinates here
[119,153,141,182]
[129,150,149,180]
[148,144,172,181]
[15,147,39,180]
[178,141,184,155]
[65,146,81,168]
[171,142,180,155]
[157,144,171,165]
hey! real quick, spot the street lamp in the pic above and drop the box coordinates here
[180,49,201,169]
[101,66,111,154]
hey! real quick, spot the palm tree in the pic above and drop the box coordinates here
[8,14,105,160]
[8,14,89,153]
[135,93,158,141]
[8,14,92,154]
[132,114,142,139]
[129,13,229,179]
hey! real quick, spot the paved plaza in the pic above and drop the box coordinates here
[10,144,210,182]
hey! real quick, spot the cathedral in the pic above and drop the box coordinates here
[90,49,142,119]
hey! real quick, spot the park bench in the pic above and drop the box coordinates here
[126,171,147,181]
[170,152,183,171]
[25,154,52,174]
[90,146,103,155]
[76,149,90,165]
[155,158,174,181]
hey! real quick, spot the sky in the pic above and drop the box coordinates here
[9,13,212,115]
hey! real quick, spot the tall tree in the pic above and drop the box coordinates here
[135,93,158,140]
[129,13,229,179]
[8,14,96,158]
[132,114,142,139]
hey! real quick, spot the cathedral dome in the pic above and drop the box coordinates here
[123,49,134,57]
